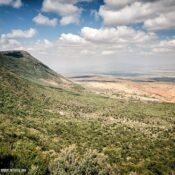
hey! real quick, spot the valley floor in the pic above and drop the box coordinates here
[70,75,175,103]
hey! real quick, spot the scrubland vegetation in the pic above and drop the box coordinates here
[0,51,175,175]
[0,67,175,175]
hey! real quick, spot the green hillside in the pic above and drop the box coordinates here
[0,51,175,175]
[0,51,71,86]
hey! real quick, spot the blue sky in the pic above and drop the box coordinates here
[0,0,103,39]
[0,0,175,74]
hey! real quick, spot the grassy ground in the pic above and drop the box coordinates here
[0,68,175,175]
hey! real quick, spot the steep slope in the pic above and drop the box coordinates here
[0,50,71,86]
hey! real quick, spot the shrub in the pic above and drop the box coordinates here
[49,145,114,175]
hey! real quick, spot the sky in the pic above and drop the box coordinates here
[0,0,175,75]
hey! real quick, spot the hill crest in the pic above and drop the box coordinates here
[0,50,71,87]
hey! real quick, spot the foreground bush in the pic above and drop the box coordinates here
[49,145,114,175]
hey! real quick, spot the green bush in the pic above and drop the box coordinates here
[49,145,114,175]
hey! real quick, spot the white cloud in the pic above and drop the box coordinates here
[0,28,37,50]
[99,2,152,26]
[42,0,81,25]
[101,50,116,55]
[80,49,95,55]
[144,12,175,30]
[60,15,79,25]
[33,13,58,27]
[99,0,175,30]
[41,0,93,25]
[103,0,135,10]
[0,0,22,8]
[81,26,157,44]
[58,26,157,51]
[59,33,87,44]
[22,26,157,60]
[0,38,21,50]
[1,28,37,39]
[53,26,159,66]
[35,39,53,49]
[153,39,175,53]
[42,0,79,16]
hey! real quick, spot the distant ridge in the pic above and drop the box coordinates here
[0,50,72,86]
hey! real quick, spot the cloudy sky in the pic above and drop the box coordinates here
[0,0,175,74]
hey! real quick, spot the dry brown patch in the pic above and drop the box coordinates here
[71,76,175,103]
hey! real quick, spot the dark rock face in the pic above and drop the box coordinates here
[0,50,31,59]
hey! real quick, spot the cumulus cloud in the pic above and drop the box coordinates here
[33,13,58,26]
[42,0,80,25]
[99,1,152,25]
[59,33,87,44]
[53,26,160,68]
[1,28,37,39]
[0,38,21,50]
[60,15,79,25]
[0,28,37,50]
[42,0,79,16]
[99,0,175,30]
[144,12,175,30]
[81,26,157,44]
[0,0,22,8]
[153,39,175,53]
[32,26,157,60]
[42,0,93,25]
[35,39,53,49]
[103,0,135,10]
